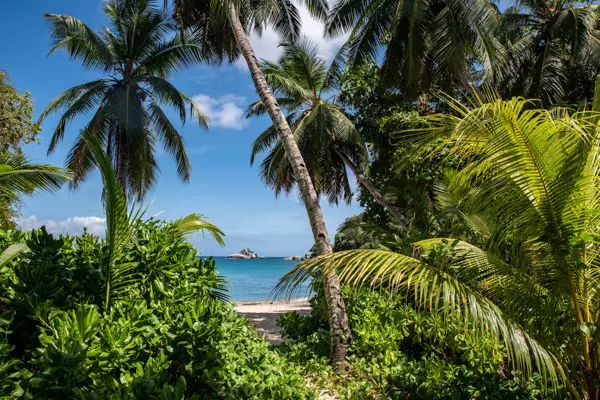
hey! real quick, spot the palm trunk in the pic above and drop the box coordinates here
[226,3,351,370]
[333,145,409,228]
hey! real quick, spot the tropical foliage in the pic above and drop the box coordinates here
[38,0,208,198]
[0,155,70,212]
[495,1,600,105]
[0,223,313,399]
[0,127,312,398]
[82,132,225,310]
[6,0,600,396]
[280,92,600,398]
[0,71,39,153]
[248,38,368,206]
[278,287,543,399]
[0,71,59,228]
[174,0,353,371]
[324,0,502,98]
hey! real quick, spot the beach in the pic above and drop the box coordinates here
[235,298,311,345]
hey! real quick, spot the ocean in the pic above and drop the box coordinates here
[205,257,310,301]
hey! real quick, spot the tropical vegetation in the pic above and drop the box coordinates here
[38,0,208,199]
[0,130,313,399]
[495,1,600,105]
[0,71,68,228]
[281,91,600,398]
[3,0,600,397]
[248,39,410,227]
[174,0,352,370]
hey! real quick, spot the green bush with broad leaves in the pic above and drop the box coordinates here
[0,224,314,399]
[278,287,543,399]
[0,133,313,399]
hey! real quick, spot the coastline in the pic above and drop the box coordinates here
[234,298,311,345]
[235,297,310,312]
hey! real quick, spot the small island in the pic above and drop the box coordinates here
[227,248,266,259]
[283,253,312,261]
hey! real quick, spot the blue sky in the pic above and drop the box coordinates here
[1,0,360,257]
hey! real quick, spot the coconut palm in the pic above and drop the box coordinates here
[278,87,600,398]
[248,39,410,227]
[495,2,600,105]
[38,0,208,199]
[324,0,502,99]
[173,0,351,369]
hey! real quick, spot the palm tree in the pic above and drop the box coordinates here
[278,88,600,398]
[38,0,208,199]
[324,0,502,99]
[495,2,600,105]
[248,39,410,228]
[173,0,352,370]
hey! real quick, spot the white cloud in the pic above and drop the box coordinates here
[17,215,106,237]
[191,94,247,130]
[236,2,350,68]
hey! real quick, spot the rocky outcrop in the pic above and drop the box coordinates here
[284,254,313,261]
[227,253,252,259]
[227,253,268,260]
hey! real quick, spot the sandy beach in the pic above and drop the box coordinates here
[235,298,311,345]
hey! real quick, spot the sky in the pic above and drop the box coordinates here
[0,0,359,257]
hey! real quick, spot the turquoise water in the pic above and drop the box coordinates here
[206,257,309,301]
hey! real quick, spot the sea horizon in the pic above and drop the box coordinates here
[199,255,311,259]
[198,256,311,302]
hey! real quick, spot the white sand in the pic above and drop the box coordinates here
[235,298,311,345]
[236,298,340,399]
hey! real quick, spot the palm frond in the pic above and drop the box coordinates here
[148,101,192,182]
[43,81,109,154]
[0,155,71,201]
[44,13,114,72]
[0,243,29,269]
[270,0,302,42]
[172,213,226,247]
[261,60,314,99]
[83,133,137,310]
[245,97,301,117]
[276,249,564,387]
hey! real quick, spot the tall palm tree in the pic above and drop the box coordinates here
[248,39,410,227]
[324,0,502,99]
[39,0,208,199]
[495,2,600,105]
[278,88,600,399]
[173,0,352,370]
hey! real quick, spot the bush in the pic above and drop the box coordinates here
[278,286,543,399]
[0,222,314,399]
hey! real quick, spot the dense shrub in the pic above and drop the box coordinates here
[0,222,314,399]
[278,286,543,399]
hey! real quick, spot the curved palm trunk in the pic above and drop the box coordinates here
[332,145,410,228]
[226,4,351,370]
